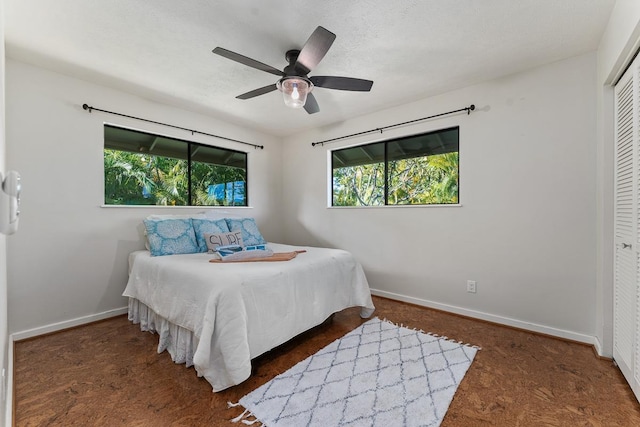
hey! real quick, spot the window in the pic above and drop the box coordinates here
[104,125,248,206]
[331,127,459,206]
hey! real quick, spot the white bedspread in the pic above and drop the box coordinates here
[123,243,375,391]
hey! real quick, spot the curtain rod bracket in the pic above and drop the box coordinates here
[82,103,264,150]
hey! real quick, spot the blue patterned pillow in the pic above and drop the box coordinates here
[143,218,199,256]
[225,217,266,246]
[191,218,230,252]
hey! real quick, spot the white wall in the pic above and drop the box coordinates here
[595,0,640,358]
[0,0,9,424]
[281,53,598,342]
[5,60,283,335]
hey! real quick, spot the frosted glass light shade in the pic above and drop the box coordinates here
[277,77,313,109]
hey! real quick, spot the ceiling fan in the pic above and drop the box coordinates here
[212,26,373,114]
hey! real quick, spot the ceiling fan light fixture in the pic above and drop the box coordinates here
[277,77,313,109]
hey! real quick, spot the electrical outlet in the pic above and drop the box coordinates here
[467,280,477,293]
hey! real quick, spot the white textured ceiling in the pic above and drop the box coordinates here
[4,0,615,137]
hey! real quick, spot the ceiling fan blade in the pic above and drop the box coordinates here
[310,76,374,91]
[236,84,278,100]
[295,26,336,75]
[213,47,284,77]
[304,93,320,114]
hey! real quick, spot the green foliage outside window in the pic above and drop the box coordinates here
[332,127,459,206]
[190,161,246,206]
[333,162,385,206]
[388,152,459,204]
[104,126,247,206]
[104,149,186,205]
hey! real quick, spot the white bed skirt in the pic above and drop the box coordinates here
[128,297,199,369]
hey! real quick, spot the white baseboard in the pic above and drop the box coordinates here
[10,307,128,342]
[593,335,608,358]
[370,289,596,345]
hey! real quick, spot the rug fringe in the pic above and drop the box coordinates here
[242,418,264,426]
[231,408,249,423]
[380,317,481,350]
[229,403,264,426]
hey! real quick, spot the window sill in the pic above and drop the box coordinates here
[326,204,462,209]
[100,205,254,209]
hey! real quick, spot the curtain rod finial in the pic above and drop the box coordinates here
[82,104,92,112]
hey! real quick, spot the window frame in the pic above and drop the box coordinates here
[329,126,460,207]
[103,124,249,207]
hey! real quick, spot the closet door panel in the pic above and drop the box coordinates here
[635,65,640,397]
[614,63,638,396]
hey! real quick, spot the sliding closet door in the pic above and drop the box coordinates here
[614,55,640,402]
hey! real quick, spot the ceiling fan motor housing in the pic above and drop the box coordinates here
[284,49,302,74]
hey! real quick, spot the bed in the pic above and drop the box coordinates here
[123,242,375,392]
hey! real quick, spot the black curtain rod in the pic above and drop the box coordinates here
[311,104,475,147]
[82,104,264,150]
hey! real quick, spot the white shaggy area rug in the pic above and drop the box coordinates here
[231,317,479,427]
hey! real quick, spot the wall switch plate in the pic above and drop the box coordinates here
[467,280,477,293]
